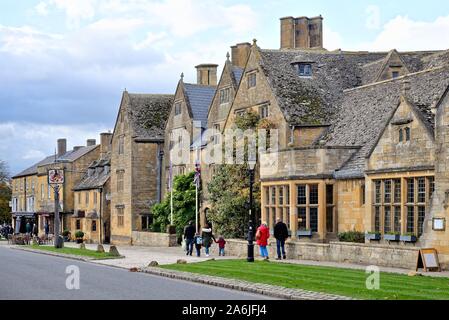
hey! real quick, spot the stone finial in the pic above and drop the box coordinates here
[180,72,184,81]
[252,38,257,46]
[226,52,230,61]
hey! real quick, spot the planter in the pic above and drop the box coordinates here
[365,233,381,241]
[384,234,400,242]
[76,238,84,244]
[297,230,313,238]
[400,235,417,243]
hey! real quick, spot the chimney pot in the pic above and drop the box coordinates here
[231,42,251,68]
[87,139,96,147]
[57,139,67,157]
[73,146,83,151]
[100,132,113,157]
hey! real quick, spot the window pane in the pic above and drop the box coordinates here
[271,187,276,205]
[309,185,318,205]
[384,180,391,204]
[286,186,290,205]
[298,207,306,230]
[384,206,391,233]
[326,185,333,205]
[394,206,401,233]
[429,177,435,199]
[265,187,270,205]
[418,206,425,236]
[279,187,284,205]
[407,179,414,203]
[407,206,415,234]
[375,181,381,204]
[326,206,334,233]
[394,179,401,203]
[418,178,426,203]
[297,185,306,205]
[399,129,403,142]
[310,208,318,232]
[374,207,381,233]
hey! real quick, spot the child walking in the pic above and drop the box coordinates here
[194,233,202,257]
[215,236,226,256]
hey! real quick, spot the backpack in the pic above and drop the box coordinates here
[196,237,203,245]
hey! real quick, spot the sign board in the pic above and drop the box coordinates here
[433,218,446,231]
[48,169,64,185]
[416,248,441,272]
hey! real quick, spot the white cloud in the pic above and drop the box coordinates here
[0,122,110,174]
[39,0,97,28]
[365,5,381,30]
[35,2,49,16]
[356,15,449,51]
[324,27,344,51]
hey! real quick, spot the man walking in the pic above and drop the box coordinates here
[183,221,195,256]
[274,218,289,260]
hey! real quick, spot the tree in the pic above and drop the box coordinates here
[207,111,268,238]
[151,172,197,240]
[0,160,11,224]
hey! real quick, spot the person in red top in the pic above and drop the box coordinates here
[215,236,226,256]
[256,222,270,260]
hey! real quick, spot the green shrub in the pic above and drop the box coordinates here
[75,231,84,239]
[338,231,365,243]
[62,230,71,237]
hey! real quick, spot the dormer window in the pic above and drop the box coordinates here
[247,73,257,88]
[392,71,400,79]
[298,63,312,77]
[219,88,230,104]
[259,104,269,119]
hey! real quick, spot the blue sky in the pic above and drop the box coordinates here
[1,0,449,175]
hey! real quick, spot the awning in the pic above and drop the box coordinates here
[12,212,36,218]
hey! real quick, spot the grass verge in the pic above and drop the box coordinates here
[161,259,449,300]
[26,245,119,260]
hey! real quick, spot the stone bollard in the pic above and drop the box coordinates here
[148,261,159,267]
[96,244,105,253]
[176,259,187,264]
[109,245,120,257]
[80,243,86,250]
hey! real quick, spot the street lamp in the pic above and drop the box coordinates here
[247,155,256,263]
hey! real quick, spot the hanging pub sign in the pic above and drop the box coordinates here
[48,169,64,185]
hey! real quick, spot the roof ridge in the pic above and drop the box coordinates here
[344,65,449,93]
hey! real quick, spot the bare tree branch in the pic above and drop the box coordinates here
[0,160,10,183]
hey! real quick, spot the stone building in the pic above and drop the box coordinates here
[161,66,216,200]
[72,133,112,243]
[11,138,101,235]
[110,91,173,245]
[215,15,449,266]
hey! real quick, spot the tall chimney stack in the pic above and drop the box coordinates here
[280,15,323,49]
[100,132,113,157]
[57,139,67,157]
[195,64,218,86]
[231,42,251,68]
[87,139,96,147]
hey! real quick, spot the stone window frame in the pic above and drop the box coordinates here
[116,170,125,192]
[392,71,400,79]
[76,219,81,230]
[326,184,336,234]
[116,206,125,228]
[247,72,257,89]
[297,63,313,77]
[91,220,97,232]
[264,185,291,232]
[118,135,125,155]
[259,104,269,119]
[296,184,319,232]
[219,87,231,105]
[372,176,434,236]
[174,101,182,116]
[212,124,221,145]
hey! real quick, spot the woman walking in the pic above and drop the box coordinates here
[256,222,270,260]
[201,223,215,257]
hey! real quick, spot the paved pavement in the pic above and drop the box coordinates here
[0,246,269,300]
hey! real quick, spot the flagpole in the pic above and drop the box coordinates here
[195,146,199,233]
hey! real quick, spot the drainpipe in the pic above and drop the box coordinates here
[99,187,103,244]
[156,144,163,203]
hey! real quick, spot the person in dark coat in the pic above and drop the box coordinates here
[44,222,50,236]
[25,221,32,235]
[274,218,289,260]
[32,223,38,236]
[193,232,202,257]
[183,221,195,256]
[201,223,215,257]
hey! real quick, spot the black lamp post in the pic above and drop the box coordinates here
[247,158,256,263]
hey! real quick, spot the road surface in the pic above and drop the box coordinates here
[0,246,269,300]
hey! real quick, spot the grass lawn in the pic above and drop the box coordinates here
[161,259,449,300]
[27,245,120,260]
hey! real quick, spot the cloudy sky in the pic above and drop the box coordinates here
[1,0,449,175]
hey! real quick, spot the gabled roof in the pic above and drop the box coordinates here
[258,49,387,126]
[183,83,216,128]
[12,144,99,178]
[126,93,174,141]
[325,66,449,178]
